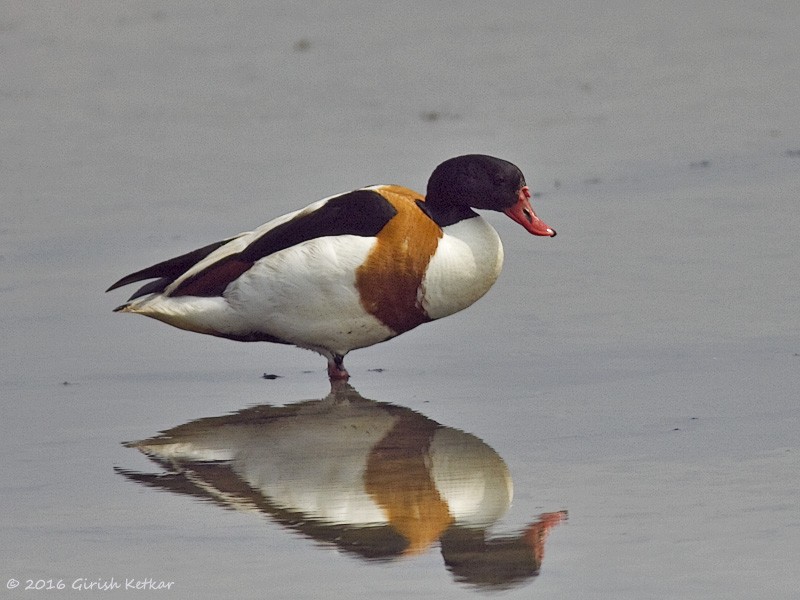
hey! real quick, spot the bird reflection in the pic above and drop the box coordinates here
[117,383,566,590]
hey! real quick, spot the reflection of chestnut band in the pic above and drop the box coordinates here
[364,413,452,555]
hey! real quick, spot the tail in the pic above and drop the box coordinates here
[107,237,234,302]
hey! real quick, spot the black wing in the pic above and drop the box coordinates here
[106,238,235,300]
[238,189,397,262]
[108,189,397,300]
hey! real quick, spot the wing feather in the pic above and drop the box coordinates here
[108,189,398,301]
[106,238,235,299]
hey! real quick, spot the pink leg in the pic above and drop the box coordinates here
[327,354,350,381]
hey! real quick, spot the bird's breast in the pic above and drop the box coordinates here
[420,217,504,320]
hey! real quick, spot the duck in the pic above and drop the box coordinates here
[107,154,556,380]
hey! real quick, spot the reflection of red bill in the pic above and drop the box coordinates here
[525,510,568,564]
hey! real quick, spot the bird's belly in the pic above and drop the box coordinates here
[226,236,395,353]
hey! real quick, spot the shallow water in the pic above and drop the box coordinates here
[3,2,799,598]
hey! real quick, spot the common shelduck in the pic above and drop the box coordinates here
[107,154,556,379]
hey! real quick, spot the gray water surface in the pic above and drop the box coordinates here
[2,2,799,598]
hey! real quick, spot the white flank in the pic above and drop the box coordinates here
[126,234,394,357]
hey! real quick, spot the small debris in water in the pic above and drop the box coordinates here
[690,159,711,168]
[419,110,460,122]
[262,373,281,380]
[293,38,312,52]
